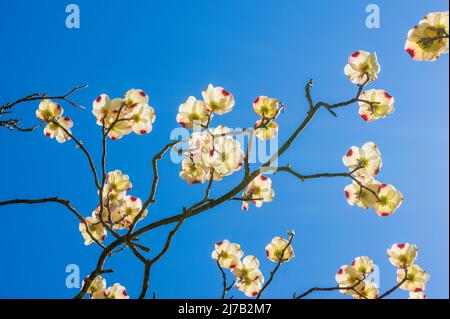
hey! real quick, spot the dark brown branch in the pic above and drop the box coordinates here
[138,215,186,299]
[52,120,101,190]
[377,267,408,299]
[293,276,367,299]
[1,85,87,133]
[75,78,371,299]
[216,258,235,299]
[0,197,105,248]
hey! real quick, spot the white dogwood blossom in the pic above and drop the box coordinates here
[43,117,73,143]
[202,84,235,115]
[265,236,295,263]
[92,89,155,139]
[405,11,449,61]
[358,89,395,123]
[232,256,264,297]
[344,50,380,84]
[352,280,379,299]
[343,142,382,178]
[398,264,430,293]
[241,175,275,211]
[104,170,132,205]
[179,127,244,184]
[253,96,279,118]
[36,99,73,143]
[176,96,210,129]
[212,240,244,269]
[179,156,209,184]
[105,283,130,299]
[254,120,279,140]
[79,216,107,246]
[373,183,403,217]
[409,291,427,299]
[344,177,381,209]
[124,88,149,107]
[335,264,364,296]
[85,275,107,299]
[36,99,63,121]
[352,256,374,276]
[387,243,418,268]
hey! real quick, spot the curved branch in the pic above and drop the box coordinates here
[0,197,105,248]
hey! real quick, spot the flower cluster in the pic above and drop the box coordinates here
[179,126,245,184]
[344,50,396,123]
[335,243,429,299]
[343,142,403,217]
[36,99,73,143]
[335,256,378,299]
[79,170,147,245]
[84,275,129,299]
[92,89,156,140]
[387,243,430,296]
[176,84,234,129]
[252,96,282,140]
[405,11,449,61]
[176,85,245,184]
[212,235,294,297]
[241,175,275,211]
[211,240,264,297]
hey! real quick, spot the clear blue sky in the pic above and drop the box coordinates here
[0,0,448,299]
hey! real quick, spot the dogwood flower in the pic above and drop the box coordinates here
[344,177,381,209]
[93,89,156,139]
[232,256,264,297]
[373,183,403,217]
[85,276,107,299]
[179,156,209,184]
[241,175,275,211]
[36,99,63,122]
[344,50,380,85]
[398,265,430,292]
[79,217,107,245]
[235,272,264,297]
[124,88,149,107]
[352,280,379,299]
[209,135,244,179]
[409,291,427,299]
[254,120,279,140]
[335,264,364,295]
[358,89,395,123]
[180,127,244,184]
[104,170,132,204]
[387,243,418,268]
[265,236,295,262]
[343,142,382,178]
[202,84,235,115]
[232,255,260,278]
[176,96,210,129]
[92,95,123,126]
[129,104,156,135]
[352,256,374,276]
[405,12,449,61]
[43,117,73,143]
[118,195,148,228]
[212,240,244,269]
[105,283,129,299]
[253,96,279,118]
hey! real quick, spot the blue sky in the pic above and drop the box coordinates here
[0,0,448,299]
